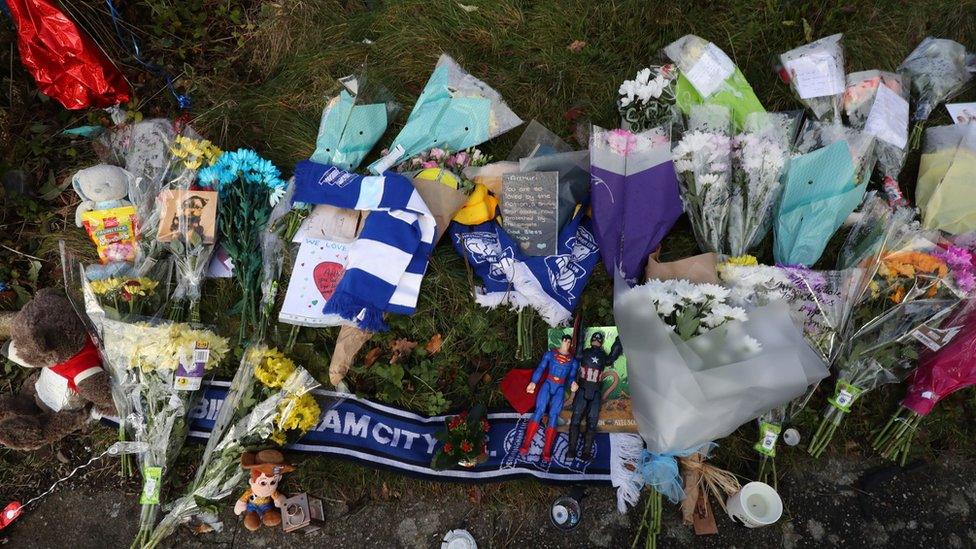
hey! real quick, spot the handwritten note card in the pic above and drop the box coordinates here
[501,171,559,256]
[279,237,352,327]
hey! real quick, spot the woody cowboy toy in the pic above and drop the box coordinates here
[234,449,295,531]
[568,331,623,460]
[518,334,579,462]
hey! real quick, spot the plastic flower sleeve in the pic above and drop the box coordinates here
[778,34,847,122]
[843,70,911,204]
[590,125,683,281]
[664,35,765,130]
[775,125,880,267]
[146,366,325,547]
[311,71,400,172]
[916,123,976,234]
[809,298,959,456]
[726,111,795,255]
[898,38,974,149]
[672,104,734,253]
[615,277,827,454]
[368,54,522,174]
[92,315,229,547]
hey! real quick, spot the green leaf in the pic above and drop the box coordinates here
[675,308,701,341]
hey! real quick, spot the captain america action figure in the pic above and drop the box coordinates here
[518,334,579,462]
[568,331,623,460]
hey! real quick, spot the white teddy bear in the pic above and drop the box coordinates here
[71,164,134,228]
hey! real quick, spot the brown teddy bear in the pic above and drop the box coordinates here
[0,288,115,450]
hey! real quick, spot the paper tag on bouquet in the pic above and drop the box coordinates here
[786,51,845,99]
[753,421,781,458]
[912,323,963,352]
[684,43,735,98]
[174,341,209,391]
[864,85,909,150]
[140,466,163,504]
[827,380,863,413]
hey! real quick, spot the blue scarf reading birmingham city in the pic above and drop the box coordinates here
[104,381,642,486]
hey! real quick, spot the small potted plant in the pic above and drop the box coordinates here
[431,403,490,470]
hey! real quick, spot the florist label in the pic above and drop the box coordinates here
[828,380,863,413]
[754,421,781,458]
[140,466,162,504]
[501,171,559,256]
[912,324,963,352]
[174,342,209,391]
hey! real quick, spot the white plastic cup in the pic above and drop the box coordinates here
[726,481,783,528]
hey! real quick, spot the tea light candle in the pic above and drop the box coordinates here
[726,481,783,528]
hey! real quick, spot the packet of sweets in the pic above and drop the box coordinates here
[81,205,138,263]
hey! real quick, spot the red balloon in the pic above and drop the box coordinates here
[6,0,131,109]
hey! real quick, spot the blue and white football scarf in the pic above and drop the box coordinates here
[293,161,435,332]
[447,207,600,326]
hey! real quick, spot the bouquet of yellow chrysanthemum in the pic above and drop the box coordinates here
[93,316,229,548]
[144,345,325,548]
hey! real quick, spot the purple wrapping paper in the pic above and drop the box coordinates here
[590,127,683,282]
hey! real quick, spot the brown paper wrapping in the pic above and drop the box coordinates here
[328,324,375,387]
[645,249,720,284]
[678,452,741,535]
[411,177,468,244]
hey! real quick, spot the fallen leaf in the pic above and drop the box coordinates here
[389,338,418,364]
[567,40,586,53]
[363,347,383,368]
[425,333,444,355]
[457,2,478,12]
[564,105,586,121]
[191,522,215,535]
[468,371,483,389]
[467,486,483,505]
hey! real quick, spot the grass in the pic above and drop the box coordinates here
[3,0,976,540]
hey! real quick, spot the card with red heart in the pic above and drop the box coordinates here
[279,236,352,327]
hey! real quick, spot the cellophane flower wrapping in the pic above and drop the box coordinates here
[198,149,287,341]
[368,54,522,174]
[778,34,847,123]
[725,112,795,256]
[310,70,401,172]
[718,259,863,457]
[901,299,976,416]
[664,35,765,130]
[898,37,974,146]
[794,120,878,185]
[916,123,976,234]
[614,276,827,456]
[145,347,323,548]
[808,198,969,456]
[90,312,229,546]
[672,104,734,253]
[165,135,224,321]
[843,70,911,200]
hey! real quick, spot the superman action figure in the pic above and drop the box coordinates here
[518,334,579,462]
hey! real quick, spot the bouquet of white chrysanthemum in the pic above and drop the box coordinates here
[725,112,794,256]
[672,104,734,253]
[616,273,826,546]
